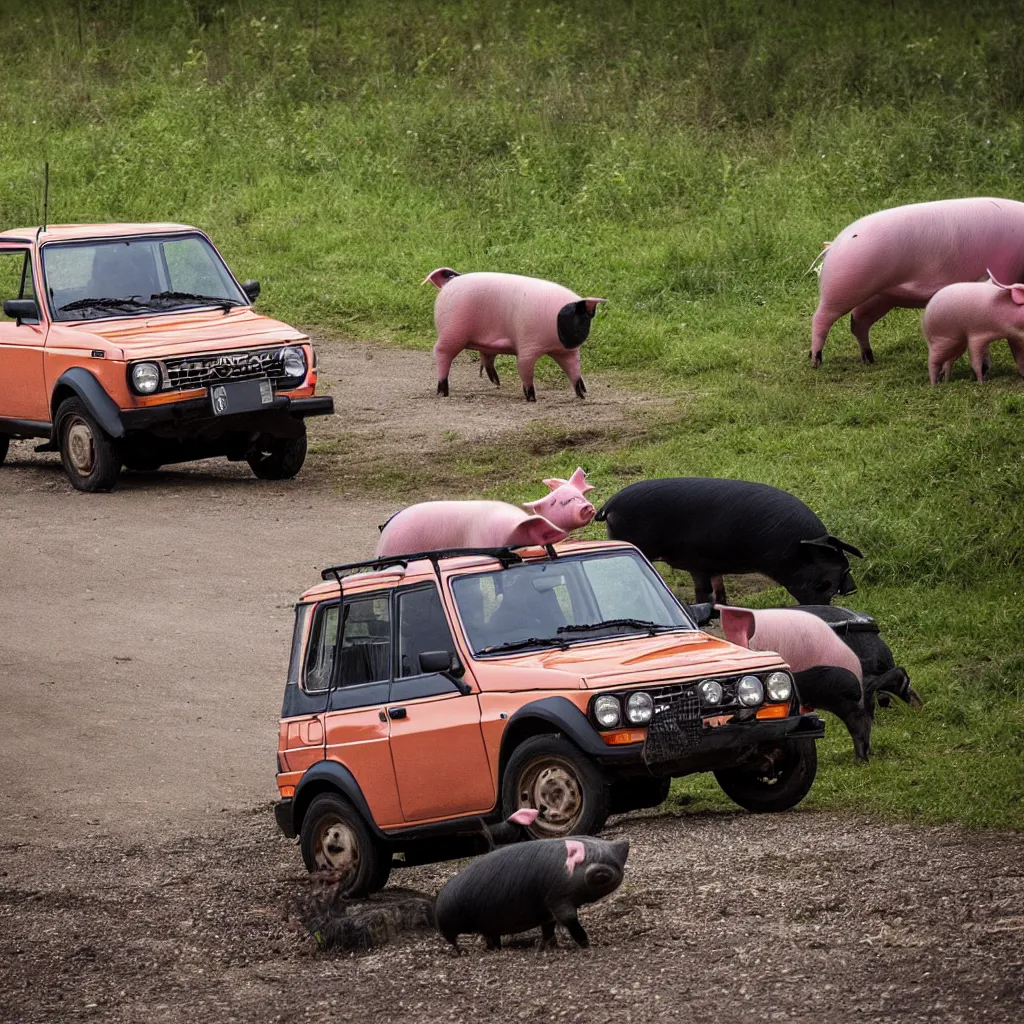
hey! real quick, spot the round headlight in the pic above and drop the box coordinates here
[766,671,793,702]
[131,362,160,394]
[625,691,653,725]
[736,675,765,707]
[593,695,621,729]
[281,346,306,378]
[699,679,723,706]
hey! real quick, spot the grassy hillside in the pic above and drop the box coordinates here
[1,0,1021,827]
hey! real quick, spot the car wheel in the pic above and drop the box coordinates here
[502,734,609,838]
[300,793,384,897]
[0,435,9,466]
[246,425,307,480]
[713,738,818,814]
[55,397,121,493]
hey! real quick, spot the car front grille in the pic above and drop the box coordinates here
[162,347,292,391]
[650,678,741,714]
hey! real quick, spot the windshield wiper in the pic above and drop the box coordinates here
[148,291,241,313]
[478,636,570,655]
[58,296,153,313]
[557,618,672,635]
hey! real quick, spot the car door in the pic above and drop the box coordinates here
[321,590,404,828]
[387,582,495,822]
[279,601,330,782]
[0,246,48,424]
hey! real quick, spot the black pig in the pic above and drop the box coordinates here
[793,605,921,709]
[434,835,629,953]
[793,665,875,761]
[595,477,863,606]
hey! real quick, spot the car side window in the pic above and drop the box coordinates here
[396,585,455,677]
[338,593,391,686]
[303,601,339,693]
[0,251,35,320]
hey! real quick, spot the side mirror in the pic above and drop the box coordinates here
[419,650,472,695]
[3,298,39,324]
[241,280,261,302]
[688,602,718,627]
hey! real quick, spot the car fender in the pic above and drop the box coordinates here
[51,367,125,439]
[290,759,386,840]
[498,695,608,776]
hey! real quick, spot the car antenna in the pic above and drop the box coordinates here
[38,161,49,238]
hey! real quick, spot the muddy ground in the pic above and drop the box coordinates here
[1,339,1021,1023]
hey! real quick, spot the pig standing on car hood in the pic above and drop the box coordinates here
[595,477,862,606]
[423,267,606,401]
[376,468,596,558]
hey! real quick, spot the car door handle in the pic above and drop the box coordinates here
[388,706,407,720]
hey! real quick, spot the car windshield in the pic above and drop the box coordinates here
[451,550,694,656]
[42,233,248,321]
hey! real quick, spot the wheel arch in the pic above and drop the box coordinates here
[51,368,125,439]
[291,760,385,840]
[497,695,606,783]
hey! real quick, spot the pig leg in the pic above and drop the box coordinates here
[811,302,843,367]
[552,903,589,949]
[711,574,728,605]
[479,352,501,387]
[518,355,539,402]
[967,338,993,383]
[549,349,586,399]
[849,294,897,365]
[484,934,502,950]
[539,920,558,950]
[928,337,967,385]
[1007,336,1024,378]
[690,571,716,606]
[434,338,464,398]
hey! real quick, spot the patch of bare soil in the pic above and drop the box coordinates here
[1,810,1021,1024]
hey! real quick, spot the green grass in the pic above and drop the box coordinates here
[1,0,1022,828]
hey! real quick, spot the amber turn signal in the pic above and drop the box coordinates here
[755,704,789,720]
[601,729,647,745]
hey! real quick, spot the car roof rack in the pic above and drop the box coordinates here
[320,544,561,585]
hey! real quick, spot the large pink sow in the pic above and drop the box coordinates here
[423,268,605,401]
[811,197,1024,367]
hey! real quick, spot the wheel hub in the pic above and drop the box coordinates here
[65,418,95,475]
[519,760,583,835]
[315,818,360,880]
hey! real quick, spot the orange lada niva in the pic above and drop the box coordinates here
[0,223,333,491]
[274,539,826,895]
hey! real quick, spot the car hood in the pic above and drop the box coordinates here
[61,308,307,356]
[470,630,788,692]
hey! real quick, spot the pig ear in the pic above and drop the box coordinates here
[719,607,756,648]
[1012,286,1024,305]
[420,267,460,288]
[827,536,864,558]
[506,516,567,547]
[568,467,595,493]
[508,808,539,826]
[582,298,607,316]
[540,477,567,493]
[987,268,1010,289]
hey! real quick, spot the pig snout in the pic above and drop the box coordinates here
[838,569,857,596]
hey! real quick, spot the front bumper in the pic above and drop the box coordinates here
[274,798,296,839]
[120,394,334,433]
[599,712,826,777]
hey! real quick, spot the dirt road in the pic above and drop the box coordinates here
[1,339,1021,1022]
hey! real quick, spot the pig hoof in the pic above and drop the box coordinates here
[861,347,875,365]
[437,379,450,397]
[574,378,587,399]
[810,351,822,368]
[486,366,501,387]
[982,359,991,381]
[523,385,536,402]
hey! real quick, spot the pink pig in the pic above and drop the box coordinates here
[810,197,1024,367]
[719,607,863,681]
[922,272,1024,384]
[423,268,606,401]
[376,468,596,558]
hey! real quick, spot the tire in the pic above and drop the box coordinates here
[609,776,671,815]
[0,435,9,466]
[502,734,610,838]
[55,397,121,493]
[246,425,307,480]
[713,738,818,814]
[300,793,385,897]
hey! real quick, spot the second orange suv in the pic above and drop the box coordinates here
[274,540,825,895]
[0,223,332,490]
